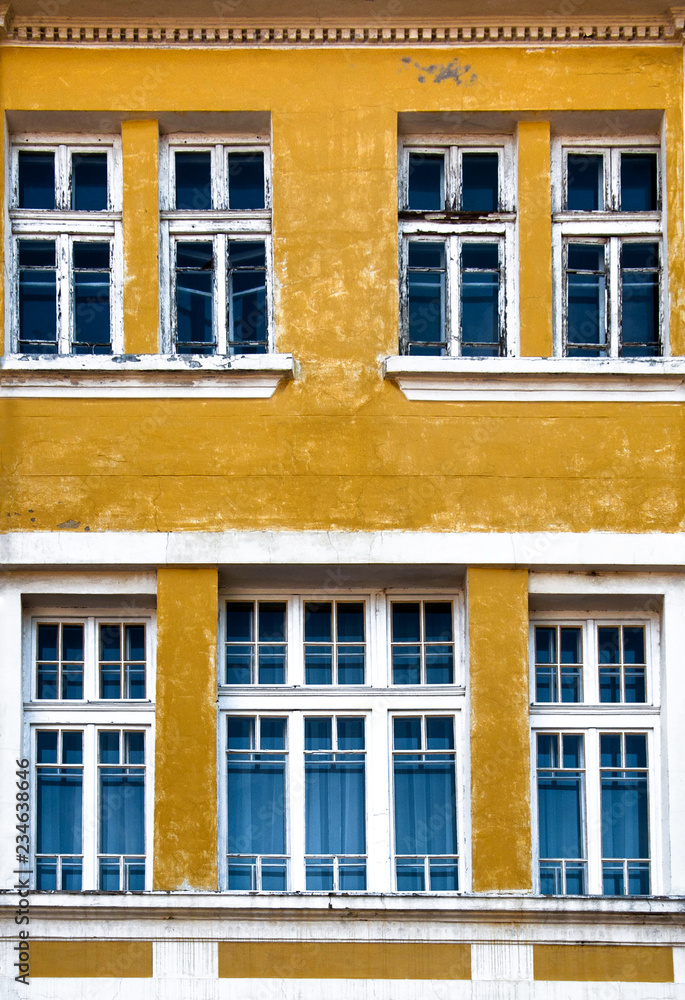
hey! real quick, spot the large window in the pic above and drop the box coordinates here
[552,140,664,357]
[160,138,273,356]
[398,139,516,357]
[219,591,465,892]
[25,610,154,892]
[530,611,659,897]
[8,137,123,355]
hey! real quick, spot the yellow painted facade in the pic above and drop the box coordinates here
[1,2,685,994]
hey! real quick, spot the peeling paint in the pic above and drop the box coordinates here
[401,55,476,85]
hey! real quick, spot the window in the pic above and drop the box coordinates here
[530,611,658,897]
[552,140,664,357]
[160,138,273,356]
[8,138,123,355]
[398,139,516,357]
[25,610,154,891]
[219,591,465,892]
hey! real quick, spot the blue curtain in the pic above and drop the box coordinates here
[227,758,286,855]
[37,770,82,855]
[538,775,584,858]
[602,774,649,858]
[305,757,365,855]
[99,769,144,855]
[393,759,456,856]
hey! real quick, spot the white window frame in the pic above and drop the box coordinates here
[159,135,274,356]
[398,135,518,358]
[23,607,155,892]
[217,589,467,894]
[6,134,124,356]
[551,136,667,358]
[530,608,662,896]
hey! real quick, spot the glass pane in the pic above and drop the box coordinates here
[99,731,119,764]
[304,603,332,642]
[426,717,454,751]
[601,774,649,859]
[394,759,457,855]
[176,242,214,351]
[623,627,645,664]
[627,861,650,895]
[337,717,365,750]
[566,154,603,211]
[536,627,556,664]
[392,645,420,685]
[620,153,657,212]
[425,645,453,684]
[175,151,212,210]
[536,665,556,703]
[598,626,620,663]
[19,151,55,208]
[226,602,253,642]
[562,735,583,769]
[61,858,82,891]
[624,668,646,704]
[228,152,265,210]
[36,858,57,891]
[37,732,58,764]
[538,774,584,859]
[100,769,145,854]
[407,153,444,211]
[226,645,253,685]
[99,859,120,891]
[19,240,57,351]
[599,667,621,703]
[261,861,288,891]
[227,717,254,750]
[61,624,83,661]
[260,718,286,751]
[37,771,82,854]
[258,645,286,685]
[72,153,108,210]
[305,859,334,891]
[461,260,499,353]
[625,733,647,769]
[429,859,459,891]
[37,667,58,699]
[602,861,624,896]
[565,863,587,895]
[228,859,256,890]
[305,758,365,855]
[600,734,622,768]
[228,241,267,350]
[337,647,365,685]
[126,667,145,701]
[394,717,421,751]
[560,668,582,703]
[424,603,452,642]
[337,603,364,643]
[100,623,121,661]
[560,628,581,663]
[259,602,286,641]
[567,245,605,351]
[392,603,421,642]
[339,860,366,890]
[621,270,659,355]
[73,262,111,353]
[126,859,145,891]
[125,732,145,765]
[461,152,498,212]
[396,859,425,891]
[227,758,286,855]
[540,861,562,895]
[38,623,59,661]
[125,624,146,662]
[537,734,559,769]
[407,243,445,354]
[62,732,83,764]
[305,647,332,685]
[305,717,332,751]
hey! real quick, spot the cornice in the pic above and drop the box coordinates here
[1,4,684,46]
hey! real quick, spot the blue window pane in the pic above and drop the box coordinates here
[535,627,556,665]
[392,645,421,685]
[72,153,108,211]
[305,859,334,890]
[19,240,57,353]
[125,624,146,662]
[305,648,333,685]
[560,668,582,703]
[261,861,288,891]
[623,627,645,664]
[394,759,457,855]
[560,628,581,663]
[100,769,145,855]
[19,151,55,209]
[305,717,332,751]
[536,666,556,703]
[227,717,254,750]
[175,151,212,210]
[394,717,421,751]
[228,858,256,890]
[227,759,286,855]
[598,626,620,663]
[228,241,267,353]
[339,861,366,890]
[424,603,452,642]
[37,732,58,764]
[621,270,659,356]
[305,757,365,855]
[392,603,421,642]
[624,668,646,703]
[599,668,621,703]
[429,859,459,891]
[73,242,111,353]
[540,861,562,895]
[226,602,253,642]
[37,771,82,855]
[627,861,650,895]
[228,152,265,210]
[625,734,647,769]
[62,732,83,765]
[396,859,425,891]
[36,858,57,890]
[600,734,622,768]
[99,732,119,764]
[461,153,498,212]
[176,242,214,354]
[38,623,59,661]
[258,646,286,684]
[620,153,657,212]
[565,864,587,894]
[407,153,444,211]
[425,645,453,685]
[461,245,500,356]
[337,648,365,685]
[99,859,120,891]
[261,718,286,751]
[407,243,446,355]
[61,858,82,890]
[127,667,145,700]
[567,245,606,352]
[337,603,365,643]
[567,154,603,211]
[100,668,121,699]
[126,859,145,891]
[337,717,364,750]
[602,861,624,895]
[562,735,583,769]
[226,645,253,684]
[259,603,286,641]
[100,624,120,661]
[126,732,145,765]
[426,717,454,751]
[305,603,332,642]
[537,734,558,769]
[538,775,584,859]
[601,774,649,859]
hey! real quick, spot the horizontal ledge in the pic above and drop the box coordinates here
[3,530,685,571]
[384,356,685,401]
[0,353,295,397]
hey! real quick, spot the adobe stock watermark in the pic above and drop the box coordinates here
[13,757,32,986]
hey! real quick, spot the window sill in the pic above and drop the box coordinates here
[384,356,685,402]
[0,353,295,398]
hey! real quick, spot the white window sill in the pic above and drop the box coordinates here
[384,356,685,402]
[0,353,295,398]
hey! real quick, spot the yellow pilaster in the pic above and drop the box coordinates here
[468,567,531,892]
[154,567,218,890]
[517,121,553,357]
[122,119,159,354]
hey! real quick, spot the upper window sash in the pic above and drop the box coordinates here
[10,138,122,214]
[160,138,272,214]
[551,140,661,217]
[399,139,515,215]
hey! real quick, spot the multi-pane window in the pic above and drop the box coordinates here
[9,139,122,355]
[32,617,149,701]
[391,601,454,684]
[552,141,664,357]
[531,612,657,897]
[392,716,459,891]
[399,140,515,357]
[219,591,464,893]
[34,727,148,891]
[160,139,273,356]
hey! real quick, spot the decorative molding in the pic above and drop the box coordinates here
[2,12,684,47]
[384,356,685,402]
[0,353,295,398]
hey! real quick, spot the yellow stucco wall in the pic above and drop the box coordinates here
[1,45,683,534]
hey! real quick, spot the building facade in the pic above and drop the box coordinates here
[1,0,684,995]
